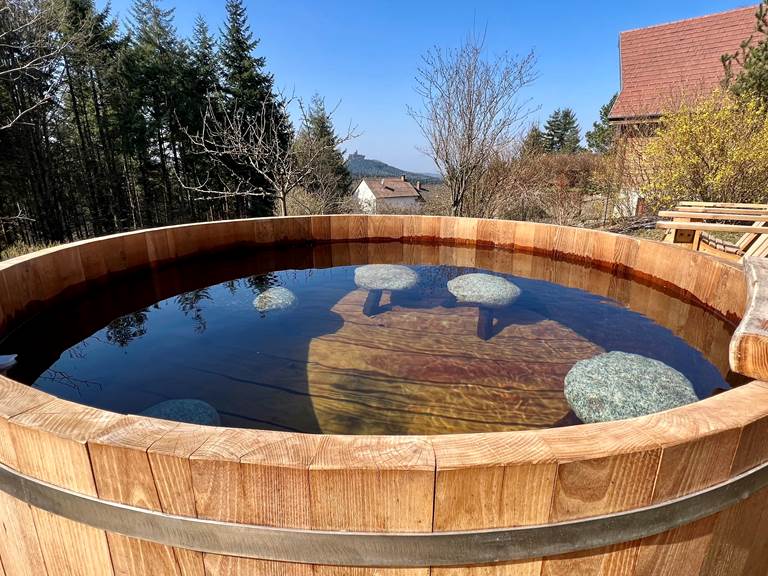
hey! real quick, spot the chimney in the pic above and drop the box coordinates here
[416,181,421,191]
[381,179,385,185]
[400,174,406,182]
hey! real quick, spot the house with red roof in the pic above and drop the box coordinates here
[353,176,426,213]
[609,5,758,124]
[607,5,759,210]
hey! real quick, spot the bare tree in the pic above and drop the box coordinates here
[409,33,537,216]
[0,0,88,130]
[183,95,356,216]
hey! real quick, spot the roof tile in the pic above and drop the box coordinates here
[609,6,760,120]
[361,177,426,200]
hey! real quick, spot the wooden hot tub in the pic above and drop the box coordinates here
[1,215,768,576]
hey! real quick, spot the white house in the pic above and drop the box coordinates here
[353,176,426,213]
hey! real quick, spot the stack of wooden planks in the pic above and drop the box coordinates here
[656,201,768,260]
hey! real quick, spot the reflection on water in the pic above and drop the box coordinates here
[0,242,738,434]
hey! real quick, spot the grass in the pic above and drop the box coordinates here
[0,241,58,262]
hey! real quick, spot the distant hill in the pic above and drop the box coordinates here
[345,152,441,183]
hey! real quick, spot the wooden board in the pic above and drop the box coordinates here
[89,416,186,576]
[310,435,434,576]
[305,289,600,434]
[660,211,768,222]
[8,399,120,576]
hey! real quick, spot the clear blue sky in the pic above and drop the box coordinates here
[98,0,758,173]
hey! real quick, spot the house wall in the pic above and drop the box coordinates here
[611,123,658,216]
[353,181,422,214]
[377,197,423,213]
[353,182,376,213]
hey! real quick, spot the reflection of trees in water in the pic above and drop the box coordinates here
[67,341,89,360]
[106,310,149,346]
[38,368,102,395]
[176,289,213,334]
[245,272,278,295]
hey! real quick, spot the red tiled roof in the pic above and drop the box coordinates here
[361,177,425,200]
[609,6,760,120]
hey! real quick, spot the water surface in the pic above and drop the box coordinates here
[0,242,738,434]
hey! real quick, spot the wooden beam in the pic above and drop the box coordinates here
[674,206,768,216]
[677,201,768,209]
[659,211,768,222]
[656,222,768,234]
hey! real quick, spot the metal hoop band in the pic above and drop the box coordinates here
[1,459,766,567]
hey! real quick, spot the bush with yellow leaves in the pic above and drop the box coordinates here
[642,91,768,209]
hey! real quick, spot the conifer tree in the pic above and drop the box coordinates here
[220,0,271,113]
[521,124,546,155]
[586,94,617,154]
[294,95,352,210]
[543,108,581,153]
[218,0,291,215]
[723,1,768,102]
[191,15,218,95]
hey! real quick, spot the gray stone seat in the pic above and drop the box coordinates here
[447,273,521,308]
[253,287,297,312]
[354,264,419,291]
[354,265,419,316]
[564,351,698,423]
[140,398,221,426]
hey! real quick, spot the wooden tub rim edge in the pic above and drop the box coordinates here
[0,215,766,561]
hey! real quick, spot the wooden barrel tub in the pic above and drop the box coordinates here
[1,215,768,576]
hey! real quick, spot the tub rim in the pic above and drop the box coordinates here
[0,214,766,568]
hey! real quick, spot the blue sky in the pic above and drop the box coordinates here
[97,0,758,173]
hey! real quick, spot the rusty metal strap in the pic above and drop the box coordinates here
[1,458,767,567]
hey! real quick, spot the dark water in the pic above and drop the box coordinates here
[0,242,738,434]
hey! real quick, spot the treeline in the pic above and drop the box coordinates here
[1,0,344,249]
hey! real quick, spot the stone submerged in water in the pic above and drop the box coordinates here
[564,351,698,423]
[447,273,521,308]
[0,354,17,371]
[354,264,419,291]
[140,399,221,426]
[253,287,297,312]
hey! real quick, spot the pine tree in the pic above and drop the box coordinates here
[521,124,546,155]
[543,108,581,153]
[218,0,291,216]
[219,0,271,113]
[723,1,768,102]
[191,15,218,95]
[294,94,352,211]
[586,94,617,154]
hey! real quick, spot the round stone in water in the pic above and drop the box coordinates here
[253,287,297,312]
[564,351,698,423]
[447,273,521,308]
[141,399,221,426]
[0,354,17,371]
[354,264,419,291]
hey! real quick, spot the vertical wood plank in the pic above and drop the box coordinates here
[190,429,318,575]
[147,423,215,576]
[432,432,557,576]
[539,422,661,575]
[8,399,121,576]
[699,381,768,575]
[88,416,184,576]
[310,435,435,576]
[0,378,52,576]
[631,402,743,576]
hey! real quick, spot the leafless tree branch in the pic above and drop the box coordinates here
[408,31,538,216]
[182,94,357,216]
[0,0,91,130]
